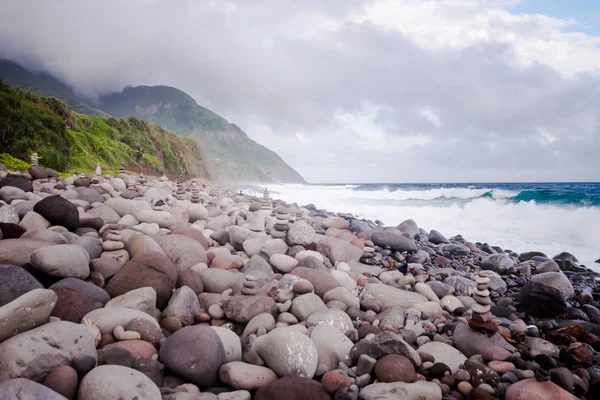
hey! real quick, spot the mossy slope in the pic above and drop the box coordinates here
[0,81,210,179]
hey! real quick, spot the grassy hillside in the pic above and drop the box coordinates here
[98,85,305,183]
[0,60,305,183]
[0,60,108,117]
[0,80,209,179]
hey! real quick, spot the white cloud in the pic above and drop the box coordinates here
[355,0,600,77]
[0,0,598,183]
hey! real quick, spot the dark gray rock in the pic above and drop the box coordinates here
[0,265,43,307]
[33,195,79,231]
[370,229,417,253]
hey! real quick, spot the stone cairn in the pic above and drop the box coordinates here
[468,272,498,333]
[175,180,186,201]
[95,163,101,176]
[190,180,201,203]
[138,172,146,186]
[126,178,136,191]
[119,162,127,175]
[91,177,100,188]
[102,225,125,252]
[159,174,169,182]
[241,275,259,295]
[360,246,377,265]
[271,208,290,239]
[261,188,272,211]
[30,153,39,167]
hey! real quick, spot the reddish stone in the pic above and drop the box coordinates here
[104,339,158,358]
[505,379,578,400]
[160,316,183,333]
[374,354,415,383]
[255,377,330,400]
[568,343,593,365]
[105,251,177,308]
[468,319,499,332]
[51,287,95,322]
[321,370,351,394]
[471,311,493,323]
[43,365,79,399]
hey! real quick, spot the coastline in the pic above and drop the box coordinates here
[251,182,600,269]
[0,170,599,399]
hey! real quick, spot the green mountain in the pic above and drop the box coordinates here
[0,80,210,179]
[98,85,306,183]
[0,60,108,117]
[0,60,306,183]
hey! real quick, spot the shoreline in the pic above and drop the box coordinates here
[247,182,600,269]
[0,170,599,399]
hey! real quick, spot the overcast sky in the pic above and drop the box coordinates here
[1,0,599,183]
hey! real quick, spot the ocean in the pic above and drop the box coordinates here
[257,182,600,268]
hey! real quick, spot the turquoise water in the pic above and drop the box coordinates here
[262,182,600,267]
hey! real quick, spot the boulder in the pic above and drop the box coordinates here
[0,288,57,343]
[360,283,427,309]
[0,321,97,381]
[396,219,420,238]
[480,254,514,275]
[350,331,421,366]
[519,272,574,318]
[0,378,69,400]
[370,229,417,252]
[87,205,121,225]
[0,176,33,192]
[417,341,466,374]
[317,236,363,264]
[287,220,315,246]
[255,377,330,400]
[252,328,318,378]
[33,195,79,231]
[30,244,90,279]
[310,323,354,372]
[306,308,353,334]
[0,265,43,306]
[78,365,161,400]
[290,293,328,321]
[452,323,517,358]
[359,380,442,400]
[159,325,227,388]
[105,251,177,309]
[106,287,157,316]
[49,278,110,306]
[51,287,95,323]
[162,286,201,326]
[504,378,578,400]
[219,362,278,391]
[201,268,241,293]
[374,354,415,383]
[223,295,278,324]
[19,211,51,231]
[0,238,56,266]
[290,267,339,297]
[154,234,208,284]
[322,217,349,230]
[82,307,159,334]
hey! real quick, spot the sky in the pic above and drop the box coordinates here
[0,0,599,183]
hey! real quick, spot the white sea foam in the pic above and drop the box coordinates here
[258,184,600,267]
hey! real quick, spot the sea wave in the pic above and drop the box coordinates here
[256,183,600,266]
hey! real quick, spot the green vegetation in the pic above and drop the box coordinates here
[0,59,305,183]
[99,86,306,183]
[0,153,30,171]
[0,60,108,117]
[0,80,209,179]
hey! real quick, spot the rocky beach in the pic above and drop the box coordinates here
[0,162,599,400]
